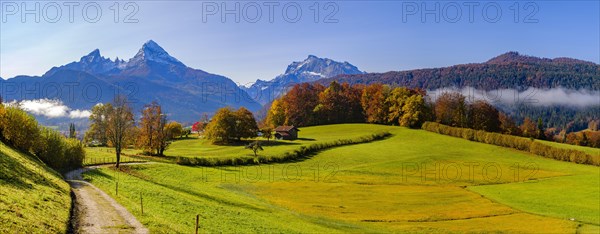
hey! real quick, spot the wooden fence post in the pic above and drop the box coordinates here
[195,214,199,234]
[140,192,144,215]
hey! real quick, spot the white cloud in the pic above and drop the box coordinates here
[9,99,91,119]
[428,87,600,107]
[69,110,92,119]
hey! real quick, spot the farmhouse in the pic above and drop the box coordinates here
[274,126,300,140]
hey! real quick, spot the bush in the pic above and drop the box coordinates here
[176,131,392,167]
[33,127,84,172]
[422,122,598,166]
[1,107,40,153]
[0,105,84,172]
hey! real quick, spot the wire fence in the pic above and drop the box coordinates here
[83,156,146,166]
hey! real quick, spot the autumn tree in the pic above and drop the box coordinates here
[434,92,467,127]
[361,84,390,124]
[400,95,426,128]
[282,83,324,126]
[314,81,364,124]
[520,117,540,138]
[499,113,521,136]
[234,107,259,140]
[468,100,501,132]
[164,121,184,140]
[204,107,259,144]
[204,108,237,144]
[342,83,365,123]
[104,95,135,168]
[265,99,286,128]
[386,87,415,125]
[156,114,168,156]
[137,101,166,155]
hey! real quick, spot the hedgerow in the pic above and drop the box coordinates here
[422,122,598,166]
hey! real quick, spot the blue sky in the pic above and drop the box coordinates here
[1,1,598,85]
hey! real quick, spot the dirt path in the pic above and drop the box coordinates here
[66,164,150,234]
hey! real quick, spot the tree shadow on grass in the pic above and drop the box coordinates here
[295,138,316,141]
[210,139,302,147]
[82,169,115,180]
[260,140,302,146]
[0,150,65,191]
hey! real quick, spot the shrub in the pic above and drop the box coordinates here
[33,127,84,172]
[0,106,84,172]
[1,107,40,153]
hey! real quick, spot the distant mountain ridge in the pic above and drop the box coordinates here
[486,51,597,65]
[0,40,261,123]
[242,55,365,105]
[317,52,599,91]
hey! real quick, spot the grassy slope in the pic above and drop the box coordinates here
[149,124,393,158]
[537,139,600,156]
[83,147,144,166]
[83,124,599,233]
[0,141,72,233]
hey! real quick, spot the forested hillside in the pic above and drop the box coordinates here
[319,52,599,90]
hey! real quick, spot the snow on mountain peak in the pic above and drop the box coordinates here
[80,49,104,63]
[129,40,185,67]
[243,55,364,105]
[284,55,363,77]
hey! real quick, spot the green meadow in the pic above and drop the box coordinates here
[122,124,393,159]
[83,147,145,166]
[538,139,600,156]
[0,141,72,233]
[82,124,600,233]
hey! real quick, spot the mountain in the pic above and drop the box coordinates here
[485,51,597,65]
[0,40,261,124]
[317,52,599,91]
[242,55,365,105]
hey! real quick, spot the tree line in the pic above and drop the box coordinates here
[0,98,84,172]
[265,82,429,128]
[264,82,599,148]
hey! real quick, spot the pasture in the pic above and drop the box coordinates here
[83,147,146,166]
[0,141,72,233]
[82,124,600,233]
[163,124,394,158]
[538,139,600,156]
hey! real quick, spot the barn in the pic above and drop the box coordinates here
[274,126,300,140]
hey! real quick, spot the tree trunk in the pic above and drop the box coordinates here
[115,148,121,168]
